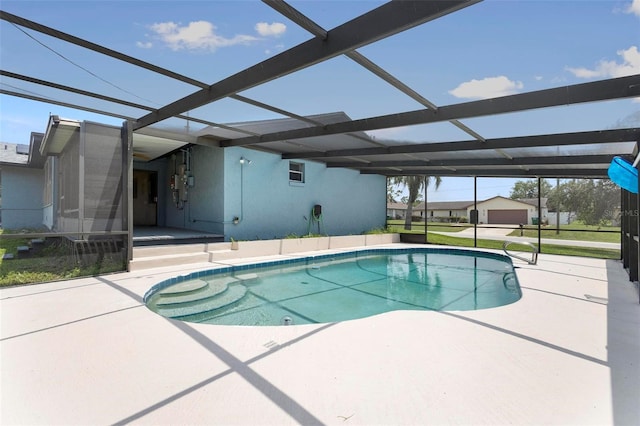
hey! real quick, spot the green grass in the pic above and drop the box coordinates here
[0,230,125,286]
[388,220,621,241]
[508,225,620,243]
[403,232,620,259]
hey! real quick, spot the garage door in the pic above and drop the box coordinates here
[487,209,528,225]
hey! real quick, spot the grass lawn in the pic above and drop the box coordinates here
[508,223,620,243]
[0,230,125,286]
[388,220,621,245]
[406,232,620,259]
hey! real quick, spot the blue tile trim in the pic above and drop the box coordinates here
[143,247,515,303]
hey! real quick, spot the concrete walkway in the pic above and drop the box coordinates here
[1,244,639,425]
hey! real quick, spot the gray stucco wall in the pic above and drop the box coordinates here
[0,166,44,230]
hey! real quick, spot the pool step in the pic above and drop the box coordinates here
[158,278,208,296]
[157,284,248,320]
[156,277,238,308]
[130,242,235,271]
[131,243,215,271]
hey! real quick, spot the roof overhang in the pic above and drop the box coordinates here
[40,115,80,156]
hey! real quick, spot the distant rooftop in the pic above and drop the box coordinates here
[0,134,45,168]
[0,143,29,165]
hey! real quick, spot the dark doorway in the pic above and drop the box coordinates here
[133,170,158,226]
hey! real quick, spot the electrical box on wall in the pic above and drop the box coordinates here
[169,149,195,209]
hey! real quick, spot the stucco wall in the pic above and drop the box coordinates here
[136,145,385,240]
[221,147,386,241]
[182,145,225,234]
[135,146,226,233]
[0,166,44,229]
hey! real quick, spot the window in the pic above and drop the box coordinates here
[289,161,305,183]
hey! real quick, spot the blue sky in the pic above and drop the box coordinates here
[1,0,639,201]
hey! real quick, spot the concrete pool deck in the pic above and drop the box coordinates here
[1,244,639,425]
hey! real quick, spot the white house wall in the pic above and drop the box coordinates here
[428,209,468,219]
[547,212,572,226]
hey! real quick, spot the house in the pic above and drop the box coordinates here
[416,201,472,222]
[389,196,549,225]
[0,135,46,229]
[0,113,386,243]
[473,196,548,225]
[386,202,408,219]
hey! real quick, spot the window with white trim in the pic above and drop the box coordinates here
[289,161,305,183]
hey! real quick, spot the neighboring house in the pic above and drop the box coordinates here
[2,114,386,242]
[0,136,46,229]
[473,196,548,225]
[416,201,471,221]
[392,196,549,225]
[387,202,408,219]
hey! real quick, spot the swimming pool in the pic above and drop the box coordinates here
[144,248,521,326]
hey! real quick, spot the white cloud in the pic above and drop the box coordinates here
[265,43,286,55]
[136,41,153,49]
[566,46,640,78]
[534,75,543,81]
[625,0,640,17]
[148,20,258,51]
[255,22,286,37]
[448,76,524,100]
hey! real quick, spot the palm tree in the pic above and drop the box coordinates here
[392,175,442,230]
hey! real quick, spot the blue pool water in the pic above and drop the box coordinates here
[144,248,521,326]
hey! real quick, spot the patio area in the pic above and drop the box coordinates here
[1,243,639,425]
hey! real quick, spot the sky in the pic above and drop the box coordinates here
[0,0,639,202]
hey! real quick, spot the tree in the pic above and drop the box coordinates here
[548,179,578,222]
[386,178,402,203]
[391,176,442,230]
[548,179,619,225]
[509,179,551,199]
